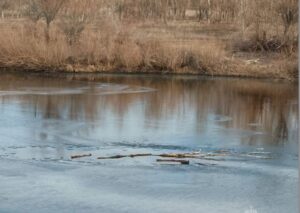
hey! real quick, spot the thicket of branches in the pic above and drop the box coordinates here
[0,0,297,79]
[0,1,298,37]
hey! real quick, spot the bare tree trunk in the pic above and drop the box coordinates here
[240,0,245,39]
[161,0,168,24]
[207,0,211,24]
[197,0,201,22]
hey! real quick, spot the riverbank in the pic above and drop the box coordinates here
[0,19,297,80]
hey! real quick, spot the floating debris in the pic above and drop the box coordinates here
[158,153,201,159]
[96,152,203,160]
[156,159,190,165]
[97,155,126,159]
[71,153,92,159]
[196,162,217,166]
[129,153,153,157]
[70,149,274,165]
[97,153,152,159]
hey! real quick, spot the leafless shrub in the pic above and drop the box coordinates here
[60,15,89,45]
[232,0,298,55]
[59,1,95,45]
[277,0,298,37]
[25,0,42,23]
[175,50,199,70]
[0,0,297,79]
[25,0,66,42]
[0,0,10,19]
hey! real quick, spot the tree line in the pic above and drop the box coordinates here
[0,0,298,50]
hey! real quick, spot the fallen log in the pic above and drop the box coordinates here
[97,153,152,160]
[156,159,190,165]
[97,155,127,159]
[196,162,217,166]
[71,153,92,159]
[129,153,153,158]
[96,152,202,160]
[158,153,201,158]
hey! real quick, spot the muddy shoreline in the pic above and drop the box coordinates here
[0,66,297,82]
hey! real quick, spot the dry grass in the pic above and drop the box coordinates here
[0,19,231,75]
[0,0,297,80]
[0,20,296,80]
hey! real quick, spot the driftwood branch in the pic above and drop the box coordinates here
[70,149,272,166]
[158,153,201,158]
[71,153,92,159]
[156,159,190,165]
[97,153,152,159]
[96,152,203,160]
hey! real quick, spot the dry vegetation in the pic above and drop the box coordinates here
[0,0,298,79]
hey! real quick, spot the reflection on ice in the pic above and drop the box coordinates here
[0,73,298,213]
[0,84,155,96]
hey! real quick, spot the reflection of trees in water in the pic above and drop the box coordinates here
[44,96,61,119]
[0,73,297,145]
[276,112,288,140]
[233,83,297,143]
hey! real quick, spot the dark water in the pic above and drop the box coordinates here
[0,72,298,213]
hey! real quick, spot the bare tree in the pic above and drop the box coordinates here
[59,0,95,45]
[25,0,42,23]
[277,0,298,37]
[114,0,125,20]
[41,0,66,42]
[25,0,66,42]
[0,0,10,19]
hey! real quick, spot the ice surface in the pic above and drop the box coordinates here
[0,73,297,213]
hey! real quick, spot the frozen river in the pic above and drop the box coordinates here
[0,72,298,213]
